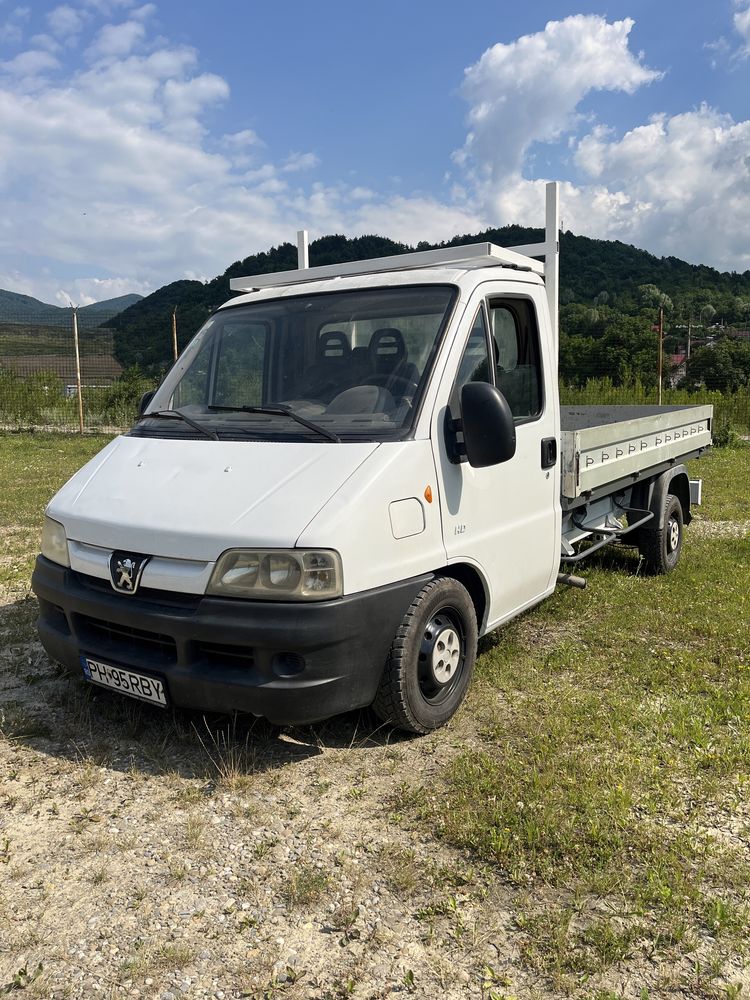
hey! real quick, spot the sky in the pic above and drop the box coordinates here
[1,1,750,305]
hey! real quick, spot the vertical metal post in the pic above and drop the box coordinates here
[657,305,664,405]
[172,307,178,361]
[72,306,84,434]
[544,182,560,363]
[297,229,309,270]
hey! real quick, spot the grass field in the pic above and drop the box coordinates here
[0,432,748,999]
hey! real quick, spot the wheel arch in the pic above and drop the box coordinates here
[634,465,692,528]
[435,561,489,634]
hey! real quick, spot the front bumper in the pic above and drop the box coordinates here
[32,556,430,725]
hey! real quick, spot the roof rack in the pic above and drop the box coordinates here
[230,241,543,293]
[229,182,560,341]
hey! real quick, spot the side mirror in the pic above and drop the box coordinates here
[138,390,156,416]
[460,382,516,467]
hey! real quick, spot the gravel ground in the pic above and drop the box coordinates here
[690,518,750,539]
[0,595,527,1000]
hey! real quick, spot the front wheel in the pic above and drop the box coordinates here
[638,493,684,574]
[372,577,478,734]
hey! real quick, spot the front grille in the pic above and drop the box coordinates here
[196,641,255,671]
[76,615,177,664]
[73,571,201,611]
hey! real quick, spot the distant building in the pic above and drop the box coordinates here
[0,353,123,387]
[669,353,687,387]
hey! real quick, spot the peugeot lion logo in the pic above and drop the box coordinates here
[109,551,150,595]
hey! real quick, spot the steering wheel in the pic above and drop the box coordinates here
[364,374,419,401]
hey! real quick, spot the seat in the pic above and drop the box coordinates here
[297,330,353,403]
[365,328,419,399]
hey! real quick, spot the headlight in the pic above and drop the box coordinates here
[41,516,70,568]
[207,549,342,601]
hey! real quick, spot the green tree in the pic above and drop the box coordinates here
[686,338,750,392]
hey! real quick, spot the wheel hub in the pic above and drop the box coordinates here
[418,610,464,697]
[431,627,460,684]
[668,517,680,552]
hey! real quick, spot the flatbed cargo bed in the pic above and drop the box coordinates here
[560,404,712,503]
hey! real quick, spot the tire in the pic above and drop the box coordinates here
[372,577,478,734]
[638,493,684,574]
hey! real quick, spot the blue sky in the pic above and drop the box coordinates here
[1,0,749,304]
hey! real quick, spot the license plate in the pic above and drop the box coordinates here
[80,655,168,707]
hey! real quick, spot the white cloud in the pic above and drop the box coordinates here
[0,21,22,45]
[47,4,85,41]
[131,3,156,22]
[453,14,750,272]
[456,15,661,187]
[85,18,146,60]
[221,128,262,149]
[281,151,320,173]
[0,5,482,303]
[708,3,750,64]
[0,48,59,79]
[80,0,136,13]
[346,195,482,246]
[0,5,30,45]
[31,33,62,52]
[162,73,229,136]
[570,106,750,269]
[734,4,750,54]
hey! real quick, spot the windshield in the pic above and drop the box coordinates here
[136,284,456,442]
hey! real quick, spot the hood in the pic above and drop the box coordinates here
[48,435,379,560]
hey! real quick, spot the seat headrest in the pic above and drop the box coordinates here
[316,330,351,360]
[368,328,406,367]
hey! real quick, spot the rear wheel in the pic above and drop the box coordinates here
[372,577,477,734]
[638,493,684,574]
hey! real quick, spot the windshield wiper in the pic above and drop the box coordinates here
[139,409,220,441]
[208,404,341,443]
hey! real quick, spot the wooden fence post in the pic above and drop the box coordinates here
[72,306,84,434]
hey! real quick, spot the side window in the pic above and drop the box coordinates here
[451,307,492,413]
[489,299,543,421]
[213,323,268,406]
[172,336,213,409]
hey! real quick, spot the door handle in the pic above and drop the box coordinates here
[541,437,557,469]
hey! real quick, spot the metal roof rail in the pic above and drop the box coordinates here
[229,181,560,346]
[229,241,544,293]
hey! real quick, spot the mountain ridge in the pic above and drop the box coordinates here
[0,289,143,327]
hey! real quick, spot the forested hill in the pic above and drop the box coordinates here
[109,228,750,371]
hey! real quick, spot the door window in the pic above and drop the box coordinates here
[489,299,543,421]
[451,307,492,410]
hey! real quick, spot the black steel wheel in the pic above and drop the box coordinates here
[638,493,684,574]
[372,577,478,734]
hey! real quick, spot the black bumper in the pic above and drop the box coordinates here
[31,556,430,725]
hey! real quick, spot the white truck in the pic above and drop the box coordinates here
[32,184,712,733]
